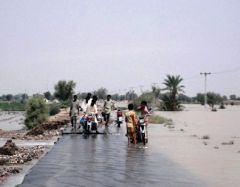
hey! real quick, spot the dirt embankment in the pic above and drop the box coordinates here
[0,109,70,184]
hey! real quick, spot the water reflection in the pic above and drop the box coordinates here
[18,125,205,187]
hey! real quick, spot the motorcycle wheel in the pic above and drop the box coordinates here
[136,127,141,143]
[91,123,97,131]
[87,125,90,133]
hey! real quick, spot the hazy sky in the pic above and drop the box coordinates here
[1,0,240,96]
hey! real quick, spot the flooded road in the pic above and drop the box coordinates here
[17,125,205,187]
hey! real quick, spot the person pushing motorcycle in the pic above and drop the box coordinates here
[137,101,150,143]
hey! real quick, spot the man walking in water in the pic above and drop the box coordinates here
[69,95,80,133]
[103,95,115,127]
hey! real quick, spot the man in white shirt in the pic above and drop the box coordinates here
[69,95,80,132]
[81,93,92,112]
[103,95,115,127]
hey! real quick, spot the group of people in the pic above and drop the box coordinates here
[69,93,150,144]
[69,93,115,132]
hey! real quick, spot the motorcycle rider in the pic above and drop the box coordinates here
[85,95,99,133]
[81,93,92,113]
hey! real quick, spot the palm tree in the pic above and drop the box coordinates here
[163,75,184,111]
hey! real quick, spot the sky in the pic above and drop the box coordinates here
[0,0,240,97]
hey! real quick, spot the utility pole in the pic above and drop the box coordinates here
[200,72,211,107]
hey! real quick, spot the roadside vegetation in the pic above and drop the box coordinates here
[149,114,172,124]
[24,96,49,129]
[48,103,61,116]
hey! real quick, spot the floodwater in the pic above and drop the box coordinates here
[155,104,240,187]
[0,111,25,147]
[17,125,205,187]
[4,105,240,186]
[0,111,24,131]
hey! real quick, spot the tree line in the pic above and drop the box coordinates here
[1,75,238,129]
[1,75,239,114]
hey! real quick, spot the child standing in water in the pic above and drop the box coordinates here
[125,104,138,145]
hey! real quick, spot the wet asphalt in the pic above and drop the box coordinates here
[17,124,205,187]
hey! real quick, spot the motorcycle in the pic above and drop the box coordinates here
[116,110,123,128]
[136,116,147,145]
[97,113,103,124]
[85,113,98,134]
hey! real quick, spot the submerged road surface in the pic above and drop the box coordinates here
[17,125,205,187]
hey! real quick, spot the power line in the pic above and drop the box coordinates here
[78,66,240,96]
[212,66,240,75]
[183,74,201,81]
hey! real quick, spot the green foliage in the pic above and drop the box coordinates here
[93,87,107,99]
[178,94,192,103]
[6,94,13,101]
[163,75,184,93]
[195,92,224,107]
[152,86,161,99]
[111,94,125,101]
[133,92,154,109]
[222,95,228,101]
[162,75,184,111]
[195,93,205,105]
[126,91,138,101]
[207,92,223,108]
[111,94,120,101]
[78,92,88,100]
[230,94,237,100]
[59,100,71,108]
[12,94,28,103]
[54,80,76,101]
[161,93,183,111]
[44,91,52,100]
[48,103,61,116]
[219,103,226,109]
[0,94,28,110]
[24,96,49,129]
[149,115,168,124]
[0,101,26,111]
